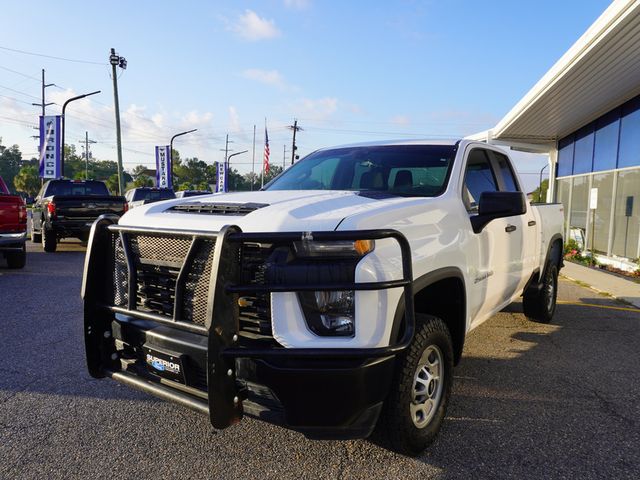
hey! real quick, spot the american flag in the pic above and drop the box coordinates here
[263,127,270,174]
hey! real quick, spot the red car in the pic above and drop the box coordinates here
[0,176,27,268]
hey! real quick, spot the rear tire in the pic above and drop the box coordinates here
[6,245,26,269]
[42,226,57,253]
[31,218,41,243]
[377,314,454,456]
[523,263,558,323]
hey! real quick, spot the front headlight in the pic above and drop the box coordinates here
[293,239,374,258]
[299,290,355,337]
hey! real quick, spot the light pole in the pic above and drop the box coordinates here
[226,150,248,192]
[170,129,197,186]
[538,163,549,203]
[60,90,100,177]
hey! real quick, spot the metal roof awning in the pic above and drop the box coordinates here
[489,0,640,147]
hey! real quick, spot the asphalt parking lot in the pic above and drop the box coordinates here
[1,240,639,479]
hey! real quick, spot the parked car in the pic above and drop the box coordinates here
[83,139,564,455]
[125,187,175,209]
[31,179,126,252]
[175,190,211,199]
[0,176,27,268]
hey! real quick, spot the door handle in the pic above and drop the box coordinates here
[505,224,517,233]
[528,220,536,226]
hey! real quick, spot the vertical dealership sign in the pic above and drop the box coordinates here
[216,161,227,192]
[155,145,172,188]
[39,116,62,179]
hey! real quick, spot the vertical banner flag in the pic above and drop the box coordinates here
[263,126,270,175]
[39,115,62,179]
[155,145,172,188]
[216,161,227,192]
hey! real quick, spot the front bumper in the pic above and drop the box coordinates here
[0,231,26,250]
[82,216,415,438]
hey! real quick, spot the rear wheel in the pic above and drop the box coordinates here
[6,245,26,269]
[377,314,453,456]
[31,218,41,243]
[523,262,558,323]
[42,226,57,253]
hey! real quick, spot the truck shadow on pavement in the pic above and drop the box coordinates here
[2,274,639,479]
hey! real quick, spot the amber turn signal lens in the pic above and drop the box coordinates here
[354,239,375,255]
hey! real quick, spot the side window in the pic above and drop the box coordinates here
[463,149,499,212]
[488,150,520,192]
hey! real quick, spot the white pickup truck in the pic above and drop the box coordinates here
[82,139,564,455]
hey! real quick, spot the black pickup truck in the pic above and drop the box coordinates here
[31,179,126,252]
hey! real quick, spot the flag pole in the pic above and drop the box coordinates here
[261,118,266,188]
[251,124,256,191]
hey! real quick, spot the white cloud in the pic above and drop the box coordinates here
[390,115,410,126]
[284,0,310,9]
[296,97,338,120]
[242,68,287,89]
[230,10,281,41]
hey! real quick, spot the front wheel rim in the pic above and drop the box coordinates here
[410,344,444,428]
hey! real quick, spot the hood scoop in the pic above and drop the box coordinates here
[169,202,269,216]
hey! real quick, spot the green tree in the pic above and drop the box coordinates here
[13,166,40,197]
[105,174,121,194]
[531,179,549,203]
[133,175,154,188]
[0,139,24,193]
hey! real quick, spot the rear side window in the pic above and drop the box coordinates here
[463,149,498,211]
[488,150,520,192]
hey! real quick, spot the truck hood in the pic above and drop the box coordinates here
[119,190,420,232]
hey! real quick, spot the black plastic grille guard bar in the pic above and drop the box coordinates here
[222,228,416,359]
[102,224,416,359]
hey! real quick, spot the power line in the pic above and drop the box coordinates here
[0,45,107,65]
[0,65,42,82]
[0,83,41,100]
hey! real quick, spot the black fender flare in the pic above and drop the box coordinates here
[391,266,467,364]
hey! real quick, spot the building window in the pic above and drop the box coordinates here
[570,176,589,239]
[618,96,640,169]
[611,168,640,258]
[593,109,620,172]
[556,178,572,238]
[573,125,595,175]
[557,136,575,177]
[590,172,614,254]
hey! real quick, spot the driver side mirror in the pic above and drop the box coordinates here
[470,191,526,234]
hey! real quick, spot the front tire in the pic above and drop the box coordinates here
[6,245,26,269]
[523,262,558,323]
[42,226,57,253]
[378,314,454,456]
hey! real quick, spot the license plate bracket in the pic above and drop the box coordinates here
[143,345,185,384]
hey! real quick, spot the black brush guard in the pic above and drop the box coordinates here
[82,215,415,432]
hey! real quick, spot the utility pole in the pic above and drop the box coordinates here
[109,48,127,195]
[79,132,97,179]
[287,119,302,165]
[32,69,54,116]
[283,145,287,168]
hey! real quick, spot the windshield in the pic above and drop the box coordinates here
[266,145,457,197]
[133,189,175,202]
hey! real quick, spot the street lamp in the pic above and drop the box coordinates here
[226,150,248,192]
[538,163,549,203]
[60,90,100,176]
[170,129,198,181]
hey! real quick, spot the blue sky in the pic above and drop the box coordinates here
[0,0,612,189]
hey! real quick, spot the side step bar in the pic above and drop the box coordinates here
[107,370,209,415]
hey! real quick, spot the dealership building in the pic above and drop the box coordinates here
[475,0,640,266]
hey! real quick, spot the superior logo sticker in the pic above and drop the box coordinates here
[146,354,181,375]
